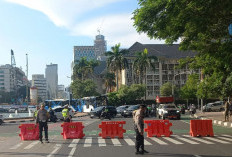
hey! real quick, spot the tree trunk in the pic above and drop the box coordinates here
[116,70,119,91]
[144,68,147,100]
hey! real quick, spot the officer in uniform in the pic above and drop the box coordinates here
[36,103,49,143]
[134,104,149,155]
[33,106,40,120]
[62,104,70,122]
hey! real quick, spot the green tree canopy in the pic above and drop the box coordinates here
[180,74,199,100]
[104,72,116,93]
[160,82,173,97]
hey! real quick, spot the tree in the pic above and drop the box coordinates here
[104,72,116,93]
[133,0,232,99]
[133,48,157,99]
[71,79,99,99]
[160,82,173,97]
[106,43,128,91]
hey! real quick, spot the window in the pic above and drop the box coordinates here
[0,70,3,73]
[0,75,3,77]
[0,79,3,81]
[0,83,4,85]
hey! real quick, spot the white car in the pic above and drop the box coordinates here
[157,104,181,120]
[53,106,75,120]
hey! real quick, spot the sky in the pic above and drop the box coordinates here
[0,0,164,87]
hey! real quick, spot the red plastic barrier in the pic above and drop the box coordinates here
[144,120,173,137]
[190,120,214,137]
[19,124,39,140]
[61,122,85,139]
[99,121,126,139]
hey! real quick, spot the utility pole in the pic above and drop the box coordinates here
[26,54,29,104]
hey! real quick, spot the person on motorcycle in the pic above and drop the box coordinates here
[48,107,56,122]
[101,107,111,120]
[189,104,196,117]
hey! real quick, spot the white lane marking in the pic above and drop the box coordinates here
[204,137,230,144]
[124,137,135,146]
[216,137,232,142]
[111,139,122,146]
[163,137,183,144]
[144,139,152,145]
[222,134,232,138]
[175,136,199,144]
[24,141,39,150]
[68,139,80,147]
[183,135,214,144]
[10,142,23,150]
[84,137,92,147]
[47,144,62,157]
[181,120,190,124]
[98,137,106,147]
[150,137,168,145]
[194,155,202,157]
[68,147,76,157]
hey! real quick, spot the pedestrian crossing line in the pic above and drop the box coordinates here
[222,134,232,138]
[203,137,230,144]
[98,137,106,147]
[124,137,135,146]
[10,142,23,150]
[84,137,92,147]
[68,139,80,147]
[111,139,122,146]
[216,137,232,142]
[68,147,76,157]
[163,137,183,144]
[47,144,62,157]
[175,136,199,144]
[144,139,152,145]
[182,135,214,144]
[24,141,40,150]
[150,137,168,145]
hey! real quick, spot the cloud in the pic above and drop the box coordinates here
[5,0,164,47]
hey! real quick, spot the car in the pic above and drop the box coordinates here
[0,115,3,125]
[53,106,75,120]
[116,105,130,116]
[157,104,181,120]
[203,101,224,112]
[90,106,117,119]
[28,106,37,113]
[122,105,140,118]
[8,107,17,113]
[0,108,9,113]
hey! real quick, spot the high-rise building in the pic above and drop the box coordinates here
[32,74,47,101]
[57,84,65,99]
[45,63,58,100]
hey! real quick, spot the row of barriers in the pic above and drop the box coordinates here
[18,119,214,141]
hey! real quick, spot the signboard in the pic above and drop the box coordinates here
[156,96,174,103]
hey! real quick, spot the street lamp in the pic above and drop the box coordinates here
[67,76,72,106]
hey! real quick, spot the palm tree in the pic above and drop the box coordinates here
[104,72,116,93]
[133,48,157,99]
[106,43,128,91]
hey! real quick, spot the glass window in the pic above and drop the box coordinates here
[0,70,4,73]
[0,75,4,77]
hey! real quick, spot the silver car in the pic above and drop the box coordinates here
[203,101,224,112]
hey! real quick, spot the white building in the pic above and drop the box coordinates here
[32,74,47,101]
[45,64,58,100]
[57,85,66,99]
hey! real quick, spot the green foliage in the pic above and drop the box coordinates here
[71,79,100,99]
[180,74,199,100]
[160,82,173,97]
[107,84,146,106]
[104,72,116,93]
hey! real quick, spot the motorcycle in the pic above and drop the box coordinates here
[100,111,112,120]
[49,110,57,123]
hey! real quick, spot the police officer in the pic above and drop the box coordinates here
[134,104,149,155]
[36,103,49,143]
[33,106,40,120]
[62,104,70,122]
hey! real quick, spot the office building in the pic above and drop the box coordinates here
[45,63,58,100]
[32,74,47,101]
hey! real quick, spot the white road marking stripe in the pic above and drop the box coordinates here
[124,137,135,146]
[98,137,106,147]
[183,135,214,144]
[163,137,183,144]
[47,144,62,157]
[24,141,39,150]
[84,137,92,147]
[68,139,80,147]
[111,139,122,146]
[10,142,23,150]
[216,137,232,142]
[222,134,232,138]
[175,136,199,144]
[204,137,230,144]
[194,155,202,157]
[144,139,152,145]
[150,137,168,145]
[68,147,76,157]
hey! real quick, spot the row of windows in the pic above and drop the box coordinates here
[0,79,4,81]
[0,83,4,85]
[0,75,4,77]
[0,70,4,73]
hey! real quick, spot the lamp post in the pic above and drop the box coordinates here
[67,76,72,106]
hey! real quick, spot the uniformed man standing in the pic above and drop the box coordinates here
[36,103,50,143]
[62,104,70,122]
[224,101,229,122]
[134,104,149,155]
[33,106,40,121]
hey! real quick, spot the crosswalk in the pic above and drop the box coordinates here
[8,134,232,150]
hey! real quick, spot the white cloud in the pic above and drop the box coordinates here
[5,0,164,48]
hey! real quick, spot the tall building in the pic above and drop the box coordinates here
[45,64,58,100]
[31,74,47,101]
[0,64,26,93]
[57,84,65,99]
[121,42,199,100]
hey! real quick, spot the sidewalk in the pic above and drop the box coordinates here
[3,112,89,123]
[195,110,232,128]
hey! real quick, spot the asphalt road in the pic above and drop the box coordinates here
[0,114,232,157]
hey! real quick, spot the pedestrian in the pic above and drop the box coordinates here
[224,101,230,121]
[36,103,50,143]
[229,101,232,118]
[62,104,71,122]
[33,106,40,121]
[133,104,149,155]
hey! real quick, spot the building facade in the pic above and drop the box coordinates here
[121,42,199,100]
[45,64,58,100]
[57,84,66,99]
[31,74,47,101]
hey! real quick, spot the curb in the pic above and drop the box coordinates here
[194,115,232,128]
